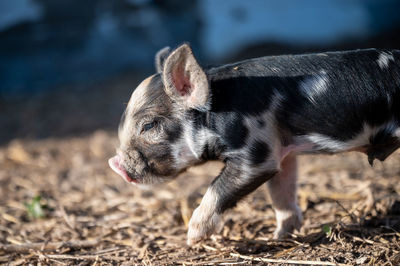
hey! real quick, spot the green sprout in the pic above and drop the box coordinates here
[322,224,332,237]
[25,195,46,219]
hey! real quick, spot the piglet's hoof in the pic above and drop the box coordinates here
[273,207,303,239]
[186,207,220,246]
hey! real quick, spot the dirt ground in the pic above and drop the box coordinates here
[1,75,400,265]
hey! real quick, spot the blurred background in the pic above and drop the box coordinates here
[1,0,400,142]
[2,1,400,263]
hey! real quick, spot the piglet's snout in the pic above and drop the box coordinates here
[108,155,138,184]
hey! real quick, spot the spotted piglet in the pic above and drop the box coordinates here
[109,44,400,245]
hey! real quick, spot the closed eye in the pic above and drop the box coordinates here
[142,121,157,132]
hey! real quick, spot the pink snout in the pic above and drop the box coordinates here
[108,155,138,184]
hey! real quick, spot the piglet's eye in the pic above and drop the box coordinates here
[142,121,157,132]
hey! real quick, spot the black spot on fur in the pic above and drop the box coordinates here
[212,160,277,213]
[209,76,275,115]
[249,140,270,165]
[201,138,225,160]
[367,128,400,165]
[257,119,265,128]
[186,109,208,130]
[140,141,176,177]
[166,122,182,143]
[222,113,248,149]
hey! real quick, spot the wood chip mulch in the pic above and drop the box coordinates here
[1,131,400,265]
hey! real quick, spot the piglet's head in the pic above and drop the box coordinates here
[109,44,210,185]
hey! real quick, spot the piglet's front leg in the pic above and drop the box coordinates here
[187,188,221,246]
[187,160,277,245]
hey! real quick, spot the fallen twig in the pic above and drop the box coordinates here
[39,254,126,262]
[230,252,346,265]
[0,239,101,254]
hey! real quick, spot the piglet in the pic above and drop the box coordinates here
[109,44,400,245]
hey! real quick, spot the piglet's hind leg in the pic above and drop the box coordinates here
[266,155,302,239]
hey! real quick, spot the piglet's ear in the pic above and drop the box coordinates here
[162,44,210,110]
[155,46,171,73]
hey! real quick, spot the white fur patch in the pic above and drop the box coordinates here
[377,52,394,69]
[300,72,329,104]
[195,128,218,155]
[119,75,155,145]
[170,121,198,169]
[171,121,219,170]
[394,128,400,138]
[183,121,199,159]
[305,121,399,152]
[305,134,344,151]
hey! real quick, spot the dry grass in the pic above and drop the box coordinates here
[1,130,400,265]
